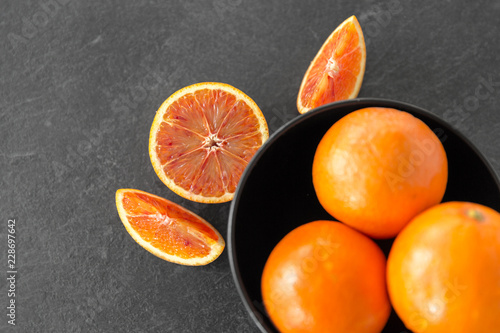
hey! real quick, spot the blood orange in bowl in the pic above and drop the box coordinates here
[228,98,500,333]
[149,82,269,204]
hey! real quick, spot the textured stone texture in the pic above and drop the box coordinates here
[1,0,499,332]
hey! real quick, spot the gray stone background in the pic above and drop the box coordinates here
[1,0,499,332]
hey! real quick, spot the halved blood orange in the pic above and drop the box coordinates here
[149,82,269,203]
[297,15,366,114]
[116,188,225,266]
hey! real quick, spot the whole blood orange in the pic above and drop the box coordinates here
[261,221,390,333]
[387,201,500,332]
[149,82,269,203]
[116,188,225,265]
[297,16,366,114]
[312,107,448,239]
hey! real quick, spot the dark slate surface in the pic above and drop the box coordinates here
[1,0,500,332]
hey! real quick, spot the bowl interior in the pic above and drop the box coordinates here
[228,98,500,333]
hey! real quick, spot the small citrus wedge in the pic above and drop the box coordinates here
[149,82,269,203]
[115,188,225,266]
[297,15,366,114]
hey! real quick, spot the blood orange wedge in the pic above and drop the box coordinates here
[297,15,366,114]
[149,82,269,203]
[115,188,225,266]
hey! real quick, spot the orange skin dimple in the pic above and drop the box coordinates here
[312,107,448,239]
[262,221,391,333]
[387,201,500,333]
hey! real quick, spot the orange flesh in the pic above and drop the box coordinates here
[155,89,264,198]
[300,21,363,109]
[121,191,219,259]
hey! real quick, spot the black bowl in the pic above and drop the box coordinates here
[228,98,500,333]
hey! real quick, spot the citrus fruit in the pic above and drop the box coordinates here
[297,15,366,114]
[115,188,225,265]
[312,107,448,239]
[387,201,500,332]
[149,82,269,203]
[261,221,391,333]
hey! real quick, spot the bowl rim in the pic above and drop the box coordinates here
[227,97,500,333]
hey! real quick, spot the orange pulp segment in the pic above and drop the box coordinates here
[116,188,225,265]
[149,82,269,203]
[297,15,366,114]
